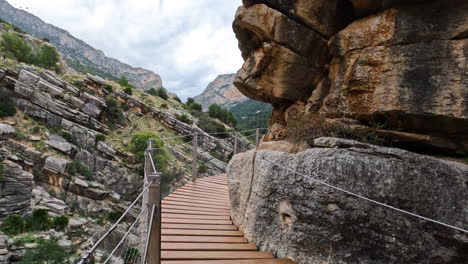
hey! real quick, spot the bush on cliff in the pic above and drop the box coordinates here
[208,104,237,127]
[0,32,32,63]
[129,132,165,163]
[0,90,17,118]
[0,162,4,181]
[52,216,69,231]
[104,96,126,128]
[175,114,193,125]
[287,113,386,146]
[67,160,95,180]
[0,214,25,236]
[19,238,70,264]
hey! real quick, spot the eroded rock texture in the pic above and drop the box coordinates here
[228,138,468,263]
[233,0,468,153]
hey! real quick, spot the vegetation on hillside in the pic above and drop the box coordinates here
[208,104,236,127]
[0,32,60,71]
[0,90,17,118]
[147,87,169,100]
[66,59,118,81]
[0,18,26,34]
[230,99,272,131]
[0,209,68,236]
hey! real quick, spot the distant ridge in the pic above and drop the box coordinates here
[0,0,163,90]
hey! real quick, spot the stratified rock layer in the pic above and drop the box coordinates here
[228,138,468,263]
[232,0,468,153]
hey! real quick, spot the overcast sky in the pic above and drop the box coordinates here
[8,0,243,99]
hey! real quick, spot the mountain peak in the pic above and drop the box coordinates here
[0,0,163,91]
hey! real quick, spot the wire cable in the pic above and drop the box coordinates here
[261,157,468,234]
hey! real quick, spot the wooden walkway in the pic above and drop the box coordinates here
[160,174,296,264]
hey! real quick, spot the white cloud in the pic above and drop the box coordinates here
[8,0,244,100]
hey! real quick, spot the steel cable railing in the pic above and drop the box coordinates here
[78,128,268,264]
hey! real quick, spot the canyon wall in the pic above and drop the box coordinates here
[233,0,468,154]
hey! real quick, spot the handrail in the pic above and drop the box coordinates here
[77,179,155,264]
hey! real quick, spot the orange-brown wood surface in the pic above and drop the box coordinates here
[160,175,296,263]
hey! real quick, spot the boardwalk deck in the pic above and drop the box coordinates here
[160,174,296,264]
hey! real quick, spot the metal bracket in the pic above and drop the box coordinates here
[148,172,161,183]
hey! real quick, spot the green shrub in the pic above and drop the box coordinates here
[197,114,227,136]
[124,247,140,264]
[157,88,168,100]
[95,134,106,142]
[189,102,202,111]
[106,210,123,222]
[123,86,133,95]
[172,96,181,103]
[34,45,59,70]
[19,238,70,264]
[104,96,126,127]
[208,104,237,126]
[186,98,195,105]
[1,32,32,63]
[0,214,25,236]
[67,160,95,180]
[60,131,72,142]
[161,103,168,109]
[0,90,17,118]
[118,76,131,87]
[104,84,114,91]
[198,164,208,174]
[30,126,41,134]
[146,88,158,96]
[30,209,51,231]
[129,132,164,163]
[175,114,193,125]
[52,216,69,231]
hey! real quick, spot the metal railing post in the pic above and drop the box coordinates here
[234,132,238,155]
[145,172,161,264]
[191,133,198,182]
[255,128,260,148]
[143,138,161,264]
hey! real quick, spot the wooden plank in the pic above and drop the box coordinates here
[164,197,230,207]
[161,243,256,251]
[162,209,231,216]
[168,191,230,201]
[177,186,229,196]
[169,193,229,202]
[174,190,229,199]
[161,251,273,260]
[162,229,243,236]
[195,178,228,184]
[162,204,230,213]
[162,218,232,225]
[162,236,247,243]
[161,224,237,230]
[191,180,228,187]
[162,200,231,210]
[162,213,230,220]
[162,259,296,264]
[180,186,229,195]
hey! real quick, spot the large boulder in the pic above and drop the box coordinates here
[227,138,468,263]
[233,3,329,104]
[322,1,468,152]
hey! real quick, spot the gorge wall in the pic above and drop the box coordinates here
[228,1,468,263]
[228,138,468,263]
[232,0,468,154]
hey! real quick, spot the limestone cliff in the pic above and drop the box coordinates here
[232,0,468,154]
[194,74,248,110]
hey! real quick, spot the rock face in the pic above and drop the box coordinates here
[194,74,248,110]
[0,0,163,90]
[232,0,468,154]
[228,138,468,263]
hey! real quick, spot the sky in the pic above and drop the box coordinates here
[8,0,244,99]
